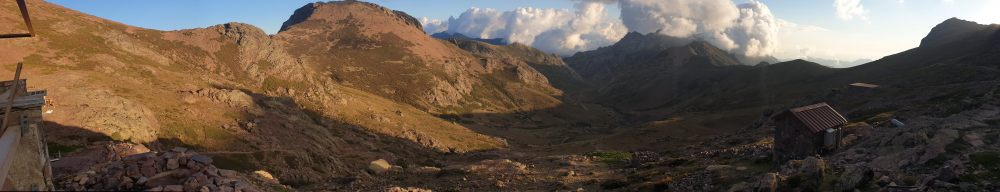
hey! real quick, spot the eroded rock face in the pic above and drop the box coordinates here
[71,89,160,143]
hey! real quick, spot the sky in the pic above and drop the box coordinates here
[48,0,1000,67]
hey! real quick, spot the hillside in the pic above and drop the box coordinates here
[273,1,568,114]
[565,32,839,120]
[0,0,514,186]
[3,0,1000,191]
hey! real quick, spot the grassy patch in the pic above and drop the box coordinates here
[212,153,256,172]
[585,151,632,166]
[47,142,83,157]
[962,151,1000,181]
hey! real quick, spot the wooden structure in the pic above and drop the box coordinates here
[772,103,848,163]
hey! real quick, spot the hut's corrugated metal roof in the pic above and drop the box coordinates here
[849,83,880,88]
[789,103,848,133]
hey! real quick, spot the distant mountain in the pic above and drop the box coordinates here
[566,17,1000,120]
[430,32,507,45]
[564,32,836,116]
[800,57,873,68]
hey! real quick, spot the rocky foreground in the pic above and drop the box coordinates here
[57,146,286,192]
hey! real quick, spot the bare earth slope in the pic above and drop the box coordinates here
[0,0,513,186]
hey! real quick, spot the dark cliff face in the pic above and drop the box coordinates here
[279,3,317,32]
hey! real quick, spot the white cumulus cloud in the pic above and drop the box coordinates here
[420,17,448,34]
[422,0,781,58]
[834,0,868,21]
[421,2,627,56]
[614,0,780,57]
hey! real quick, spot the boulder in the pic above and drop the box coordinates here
[253,170,280,184]
[963,133,984,147]
[166,158,179,170]
[163,185,183,192]
[835,164,872,190]
[369,159,393,174]
[754,173,778,192]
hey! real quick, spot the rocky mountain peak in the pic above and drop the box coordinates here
[920,17,988,48]
[278,1,423,33]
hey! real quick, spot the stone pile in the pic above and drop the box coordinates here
[693,142,772,159]
[630,151,659,167]
[59,147,261,192]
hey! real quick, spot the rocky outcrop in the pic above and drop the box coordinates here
[73,89,160,143]
[919,18,993,48]
[57,148,277,192]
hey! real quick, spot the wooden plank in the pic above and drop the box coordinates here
[0,126,22,189]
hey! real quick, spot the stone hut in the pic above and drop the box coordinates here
[772,103,848,163]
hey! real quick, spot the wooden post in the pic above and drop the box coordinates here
[0,63,23,135]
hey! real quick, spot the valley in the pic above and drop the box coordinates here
[1,0,999,191]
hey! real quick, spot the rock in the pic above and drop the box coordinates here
[234,181,250,191]
[219,169,238,178]
[464,159,529,176]
[369,159,393,174]
[205,166,219,177]
[932,180,958,188]
[253,170,279,184]
[219,186,234,192]
[727,182,750,192]
[171,147,188,153]
[191,155,213,164]
[136,176,149,185]
[963,133,984,147]
[386,186,433,192]
[126,164,142,178]
[835,164,872,191]
[755,173,778,192]
[164,185,183,192]
[937,159,966,181]
[199,186,210,192]
[166,159,179,170]
[141,163,157,177]
[918,129,959,164]
[408,166,441,175]
[147,186,163,192]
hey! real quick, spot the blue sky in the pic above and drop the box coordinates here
[48,0,1000,66]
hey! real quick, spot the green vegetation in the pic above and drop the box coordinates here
[47,142,83,157]
[585,151,632,166]
[213,153,257,172]
[962,151,1000,181]
[110,132,128,142]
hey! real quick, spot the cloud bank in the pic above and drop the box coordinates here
[420,2,627,56]
[421,0,780,57]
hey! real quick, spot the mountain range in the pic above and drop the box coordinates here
[1,0,998,191]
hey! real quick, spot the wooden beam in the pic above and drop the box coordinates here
[16,0,34,37]
[1,0,34,39]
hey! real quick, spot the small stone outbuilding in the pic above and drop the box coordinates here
[772,103,848,163]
